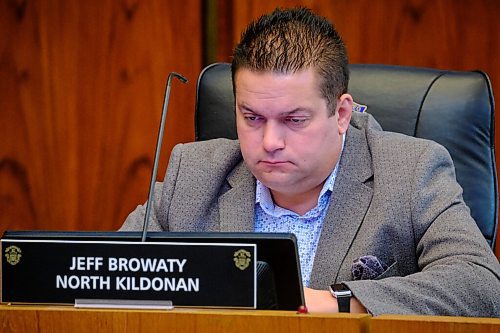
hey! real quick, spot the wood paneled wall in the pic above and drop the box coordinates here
[0,0,201,232]
[213,0,500,256]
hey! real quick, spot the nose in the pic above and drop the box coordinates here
[262,121,285,153]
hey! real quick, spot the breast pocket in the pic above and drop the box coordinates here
[351,255,399,280]
[373,261,399,280]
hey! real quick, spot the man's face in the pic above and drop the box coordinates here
[235,68,352,198]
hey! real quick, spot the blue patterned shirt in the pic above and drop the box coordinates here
[254,139,343,286]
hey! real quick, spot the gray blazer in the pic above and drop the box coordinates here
[121,112,500,316]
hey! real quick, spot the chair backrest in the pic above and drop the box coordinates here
[195,62,498,249]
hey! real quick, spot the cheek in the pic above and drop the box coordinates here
[296,127,332,149]
[294,128,339,160]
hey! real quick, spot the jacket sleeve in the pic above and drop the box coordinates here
[345,142,500,317]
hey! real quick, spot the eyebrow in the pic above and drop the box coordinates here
[237,103,254,112]
[237,103,312,116]
[282,108,312,116]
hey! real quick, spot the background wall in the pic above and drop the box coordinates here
[1,0,499,255]
[0,0,201,232]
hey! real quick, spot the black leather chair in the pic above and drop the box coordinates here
[195,62,498,249]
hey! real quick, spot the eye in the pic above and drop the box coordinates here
[243,113,265,126]
[285,116,309,127]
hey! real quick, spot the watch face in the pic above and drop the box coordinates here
[332,283,350,292]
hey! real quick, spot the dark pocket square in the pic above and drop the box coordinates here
[351,255,388,280]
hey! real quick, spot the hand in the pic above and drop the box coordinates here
[304,287,368,314]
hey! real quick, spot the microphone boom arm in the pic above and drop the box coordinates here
[141,72,188,242]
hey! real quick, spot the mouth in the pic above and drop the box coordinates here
[259,160,291,167]
[260,160,287,164]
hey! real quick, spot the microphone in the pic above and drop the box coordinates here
[141,72,188,242]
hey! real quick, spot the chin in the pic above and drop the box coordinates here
[258,176,293,191]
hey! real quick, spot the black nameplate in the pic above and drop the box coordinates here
[1,239,256,308]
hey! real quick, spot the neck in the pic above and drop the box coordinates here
[270,183,324,216]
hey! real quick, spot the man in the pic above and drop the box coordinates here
[121,8,500,316]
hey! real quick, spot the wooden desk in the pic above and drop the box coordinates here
[371,314,500,333]
[2,305,499,333]
[0,305,370,333]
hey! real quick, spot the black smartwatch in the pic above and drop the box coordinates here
[329,283,352,313]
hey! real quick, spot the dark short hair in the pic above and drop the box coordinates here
[232,7,349,114]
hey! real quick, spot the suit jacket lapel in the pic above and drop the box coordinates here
[218,161,256,232]
[310,125,374,289]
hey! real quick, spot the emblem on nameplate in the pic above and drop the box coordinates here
[5,245,22,265]
[233,249,251,270]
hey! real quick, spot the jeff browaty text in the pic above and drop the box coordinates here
[55,256,200,292]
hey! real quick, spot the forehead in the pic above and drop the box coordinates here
[234,68,325,112]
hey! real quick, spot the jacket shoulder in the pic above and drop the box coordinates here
[170,138,243,174]
[350,111,447,155]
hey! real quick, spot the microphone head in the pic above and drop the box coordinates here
[170,72,188,84]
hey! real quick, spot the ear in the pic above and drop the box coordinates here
[337,93,353,134]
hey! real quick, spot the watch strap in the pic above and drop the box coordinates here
[336,293,351,313]
[330,283,352,313]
